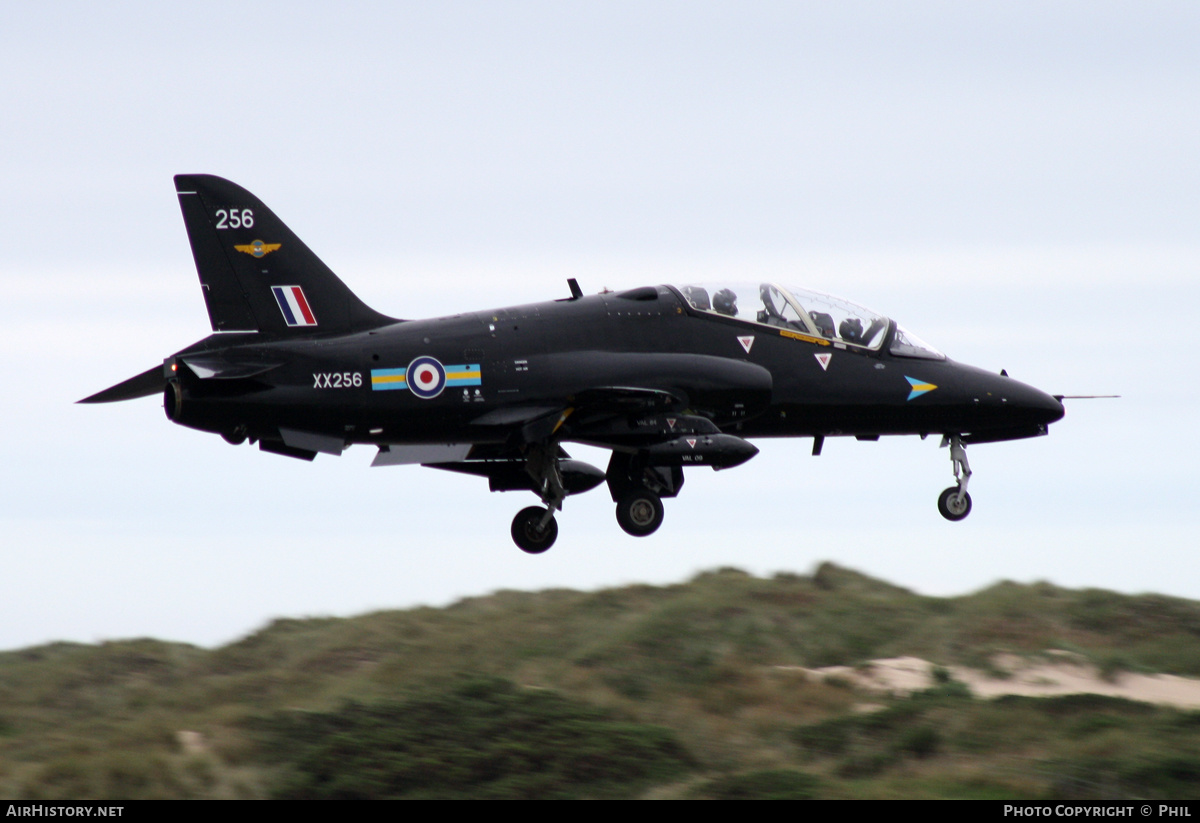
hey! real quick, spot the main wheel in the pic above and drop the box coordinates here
[511,506,558,553]
[937,487,972,521]
[616,490,664,537]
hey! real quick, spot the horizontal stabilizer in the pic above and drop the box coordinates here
[77,365,164,404]
[180,354,282,380]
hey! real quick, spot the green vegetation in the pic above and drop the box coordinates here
[257,677,692,798]
[790,686,1200,798]
[3,563,1200,798]
[691,769,822,800]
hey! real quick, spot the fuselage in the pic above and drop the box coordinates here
[166,283,1064,449]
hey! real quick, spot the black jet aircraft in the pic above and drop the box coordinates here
[82,175,1066,552]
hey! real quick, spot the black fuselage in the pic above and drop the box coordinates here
[167,284,1064,450]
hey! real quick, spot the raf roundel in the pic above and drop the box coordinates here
[406,356,447,399]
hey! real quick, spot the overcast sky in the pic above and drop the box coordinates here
[2,1,1197,651]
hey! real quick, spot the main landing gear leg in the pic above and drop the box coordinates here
[937,434,973,521]
[511,444,567,553]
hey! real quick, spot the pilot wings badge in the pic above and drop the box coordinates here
[234,240,281,258]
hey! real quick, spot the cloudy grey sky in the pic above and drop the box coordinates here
[2,2,1197,651]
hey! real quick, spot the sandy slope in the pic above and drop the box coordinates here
[797,652,1200,709]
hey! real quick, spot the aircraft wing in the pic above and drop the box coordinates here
[462,350,773,448]
[566,386,683,413]
[467,386,685,445]
[413,380,757,495]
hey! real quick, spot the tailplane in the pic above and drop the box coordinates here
[174,174,394,336]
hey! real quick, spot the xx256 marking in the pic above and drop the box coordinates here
[314,372,362,388]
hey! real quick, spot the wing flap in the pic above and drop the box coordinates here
[279,428,347,456]
[372,444,473,466]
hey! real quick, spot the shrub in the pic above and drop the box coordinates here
[696,769,821,800]
[257,677,694,799]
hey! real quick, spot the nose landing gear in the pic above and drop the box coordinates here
[938,434,973,521]
[938,486,972,520]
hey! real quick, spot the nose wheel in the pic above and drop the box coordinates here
[937,487,972,521]
[938,434,973,521]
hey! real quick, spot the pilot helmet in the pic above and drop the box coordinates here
[809,311,835,338]
[839,317,864,343]
[713,288,738,316]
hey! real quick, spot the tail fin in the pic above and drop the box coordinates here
[174,174,394,336]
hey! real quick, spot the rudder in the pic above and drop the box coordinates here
[174,174,394,336]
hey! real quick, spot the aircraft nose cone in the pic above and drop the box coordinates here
[1039,391,1066,424]
[1003,380,1064,425]
[957,365,1066,439]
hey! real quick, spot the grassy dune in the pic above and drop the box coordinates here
[4,563,1200,799]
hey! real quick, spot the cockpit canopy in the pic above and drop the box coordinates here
[673,282,945,360]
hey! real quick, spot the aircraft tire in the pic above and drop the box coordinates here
[937,487,972,521]
[616,490,664,537]
[511,506,558,554]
